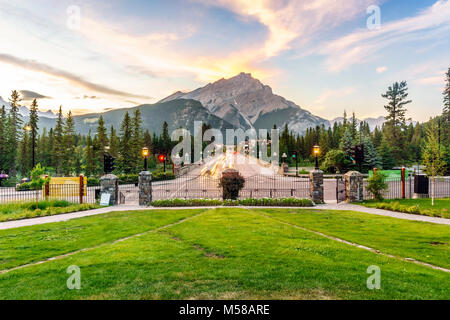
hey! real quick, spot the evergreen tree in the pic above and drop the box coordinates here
[350,112,358,140]
[362,135,380,171]
[18,128,31,176]
[381,81,412,162]
[161,121,171,155]
[62,111,75,176]
[0,106,7,171]
[132,109,143,172]
[53,106,65,175]
[109,126,119,158]
[377,138,396,169]
[94,115,108,174]
[422,120,446,206]
[339,128,354,157]
[7,90,23,175]
[29,99,39,168]
[85,132,95,177]
[119,112,134,174]
[444,67,450,122]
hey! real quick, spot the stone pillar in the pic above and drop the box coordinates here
[100,174,119,205]
[139,171,152,206]
[344,171,363,202]
[309,169,324,204]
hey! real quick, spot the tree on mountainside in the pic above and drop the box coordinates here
[62,111,76,176]
[53,106,65,175]
[29,99,39,168]
[119,112,134,174]
[7,90,23,175]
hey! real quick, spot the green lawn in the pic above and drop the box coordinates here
[0,208,448,300]
[0,200,100,222]
[360,198,450,219]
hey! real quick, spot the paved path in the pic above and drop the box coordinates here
[316,202,450,225]
[0,202,448,231]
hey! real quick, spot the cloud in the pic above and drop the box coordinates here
[195,0,377,58]
[317,0,450,72]
[19,90,51,100]
[0,53,151,100]
[376,66,388,74]
[313,87,356,105]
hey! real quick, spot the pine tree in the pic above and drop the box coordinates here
[444,67,450,122]
[18,128,31,176]
[85,132,95,177]
[339,128,354,157]
[132,109,143,172]
[377,138,396,169]
[350,112,358,140]
[94,115,108,174]
[62,111,75,176]
[53,106,65,175]
[119,112,134,174]
[161,121,171,155]
[29,99,39,168]
[362,135,380,171]
[109,126,119,158]
[422,120,446,206]
[0,106,7,172]
[7,90,23,175]
[381,81,412,162]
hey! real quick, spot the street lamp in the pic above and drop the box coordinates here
[313,145,320,170]
[142,147,149,171]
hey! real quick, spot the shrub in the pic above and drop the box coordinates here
[152,171,175,182]
[366,171,388,200]
[87,177,100,186]
[219,170,245,200]
[117,174,139,185]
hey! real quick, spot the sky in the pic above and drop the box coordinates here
[0,0,449,121]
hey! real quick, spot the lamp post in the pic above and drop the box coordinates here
[142,147,149,171]
[313,145,320,170]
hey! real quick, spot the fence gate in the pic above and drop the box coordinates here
[119,184,139,205]
[336,176,346,203]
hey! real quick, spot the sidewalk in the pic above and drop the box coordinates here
[0,202,448,231]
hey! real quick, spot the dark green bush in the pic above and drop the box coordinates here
[152,171,176,182]
[87,177,100,186]
[16,182,37,191]
[219,170,245,200]
[118,174,139,185]
[367,171,388,200]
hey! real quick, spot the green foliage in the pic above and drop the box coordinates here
[366,171,388,200]
[152,171,175,182]
[0,200,99,222]
[362,199,450,219]
[117,174,139,185]
[219,170,245,200]
[320,149,349,173]
[87,177,100,187]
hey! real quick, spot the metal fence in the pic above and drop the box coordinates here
[240,174,310,199]
[363,175,450,200]
[0,184,100,204]
[151,174,311,201]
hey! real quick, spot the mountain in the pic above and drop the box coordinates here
[330,116,386,131]
[0,96,57,119]
[71,99,235,135]
[160,72,329,134]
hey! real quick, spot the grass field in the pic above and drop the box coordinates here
[0,208,448,300]
[0,200,100,222]
[360,198,450,218]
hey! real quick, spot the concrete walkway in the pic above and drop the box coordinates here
[0,202,448,231]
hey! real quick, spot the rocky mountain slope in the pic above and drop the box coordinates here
[160,72,329,134]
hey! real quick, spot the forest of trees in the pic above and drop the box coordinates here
[0,70,449,181]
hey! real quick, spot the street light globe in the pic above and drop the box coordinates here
[313,145,320,155]
[24,125,32,132]
[141,147,149,158]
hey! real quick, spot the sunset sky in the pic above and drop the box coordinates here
[0,0,449,121]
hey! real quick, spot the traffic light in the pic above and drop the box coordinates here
[158,154,166,163]
[104,154,116,174]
